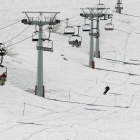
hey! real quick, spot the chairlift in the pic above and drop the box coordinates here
[36,27,53,52]
[63,18,75,35]
[69,26,82,47]
[97,0,105,10]
[104,18,114,31]
[0,65,7,86]
[82,18,90,32]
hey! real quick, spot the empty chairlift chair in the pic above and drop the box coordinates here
[63,18,75,35]
[36,27,53,52]
[82,18,90,32]
[69,26,82,47]
[32,25,39,41]
[89,28,100,38]
[0,43,6,66]
[97,0,105,10]
[104,18,114,31]
[32,31,39,41]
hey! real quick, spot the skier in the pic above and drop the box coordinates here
[0,72,6,85]
[103,85,110,95]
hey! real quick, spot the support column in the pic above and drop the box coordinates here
[95,16,100,58]
[36,25,44,97]
[116,0,121,14]
[89,17,95,69]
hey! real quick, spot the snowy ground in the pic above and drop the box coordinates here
[1,0,140,139]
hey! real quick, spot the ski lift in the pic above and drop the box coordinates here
[104,18,114,31]
[36,27,53,52]
[63,18,75,35]
[69,26,82,47]
[115,1,123,10]
[82,18,90,32]
[0,65,7,86]
[97,0,105,10]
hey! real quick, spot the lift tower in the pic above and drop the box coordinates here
[115,0,123,14]
[80,8,112,68]
[22,11,60,97]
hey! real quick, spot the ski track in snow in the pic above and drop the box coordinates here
[1,0,140,139]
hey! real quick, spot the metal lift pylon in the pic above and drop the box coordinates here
[80,7,112,68]
[22,11,60,97]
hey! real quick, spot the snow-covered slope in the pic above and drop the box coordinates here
[1,0,140,139]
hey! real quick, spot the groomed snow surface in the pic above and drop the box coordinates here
[1,0,140,139]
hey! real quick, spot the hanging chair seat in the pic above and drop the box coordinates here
[0,76,6,81]
[97,4,105,10]
[89,33,100,37]
[36,46,53,52]
[105,23,114,31]
[69,41,81,46]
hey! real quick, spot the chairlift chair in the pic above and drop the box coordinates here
[36,27,53,52]
[104,18,114,31]
[0,65,7,86]
[97,0,105,10]
[64,26,75,35]
[63,18,75,35]
[82,18,90,32]
[32,31,39,41]
[36,39,53,52]
[69,26,82,47]
[89,28,100,38]
[69,35,82,47]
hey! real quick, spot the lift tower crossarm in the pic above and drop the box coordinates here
[22,12,60,26]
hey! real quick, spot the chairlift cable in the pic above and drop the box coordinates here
[3,25,30,44]
[6,35,33,48]
[5,27,50,48]
[105,0,111,5]
[0,20,21,31]
[115,12,140,19]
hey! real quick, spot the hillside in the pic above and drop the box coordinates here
[1,0,140,139]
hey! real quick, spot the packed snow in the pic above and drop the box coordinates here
[1,0,140,139]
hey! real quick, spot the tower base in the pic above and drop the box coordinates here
[35,85,45,97]
[92,61,95,69]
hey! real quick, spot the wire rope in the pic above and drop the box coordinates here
[0,20,21,31]
[3,25,30,44]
